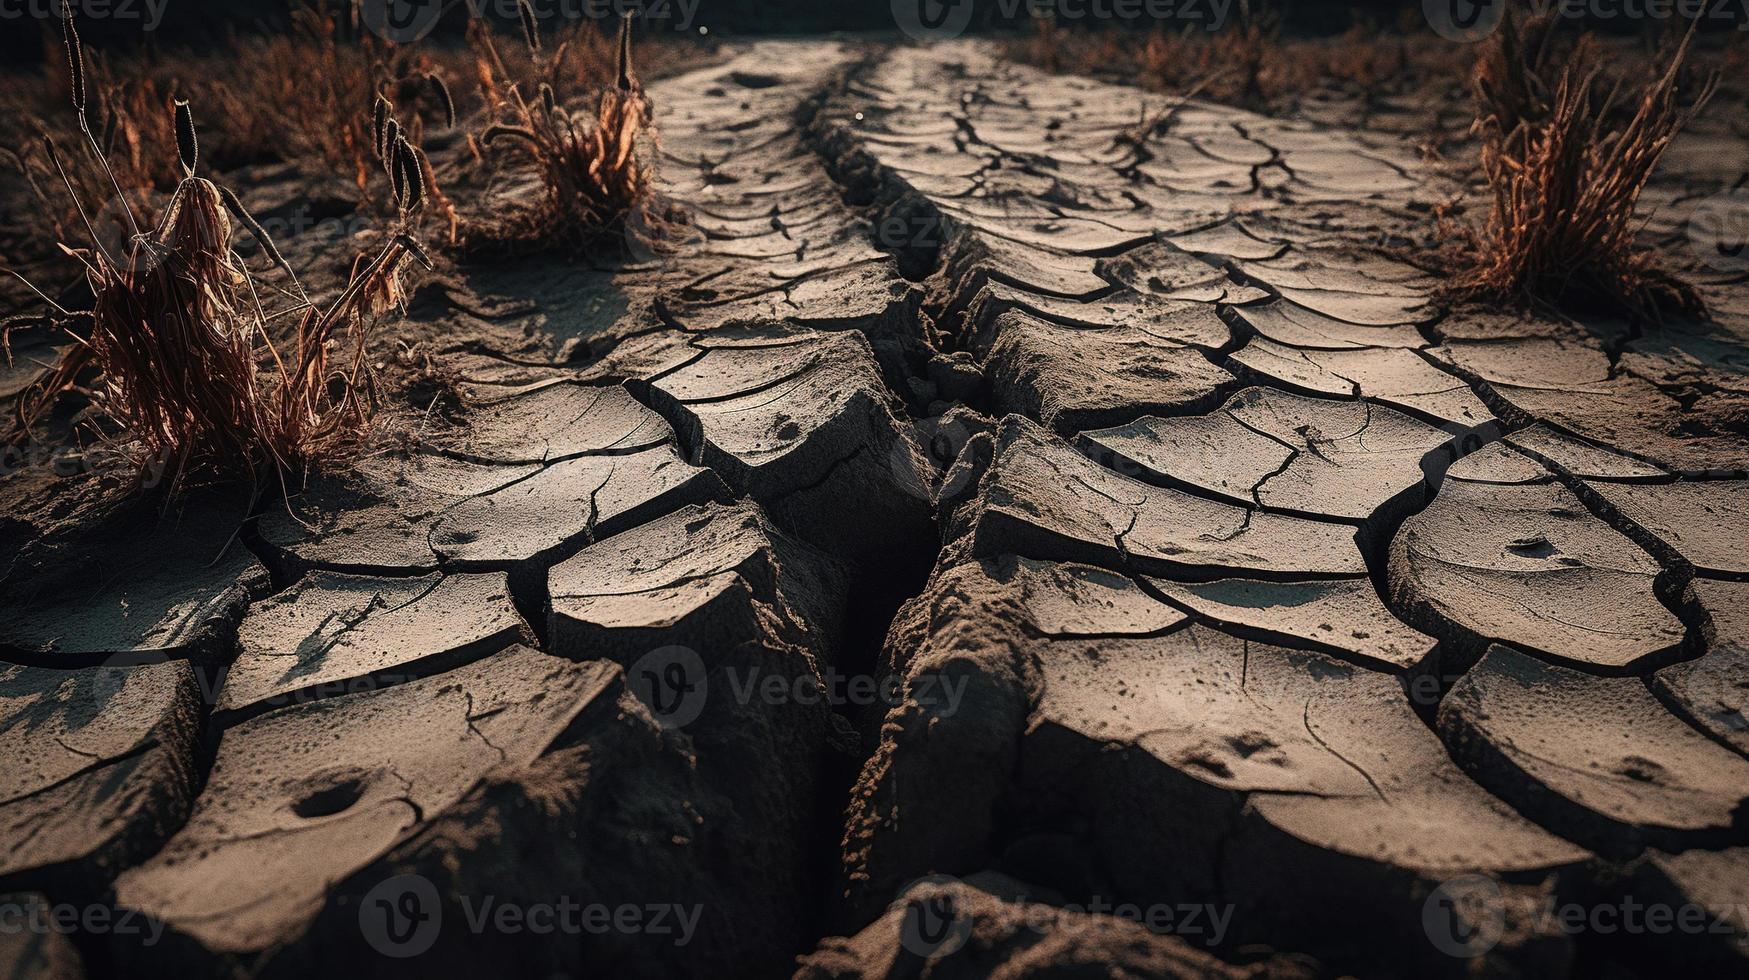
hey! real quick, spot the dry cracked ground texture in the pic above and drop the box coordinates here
[3,39,1749,980]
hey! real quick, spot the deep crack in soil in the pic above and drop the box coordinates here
[2,36,1748,980]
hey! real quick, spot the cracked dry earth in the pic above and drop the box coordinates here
[3,38,1749,980]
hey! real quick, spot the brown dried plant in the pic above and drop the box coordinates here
[1010,14,1467,120]
[1134,0,1292,109]
[1029,11,1064,73]
[2,2,460,269]
[9,6,431,490]
[464,9,665,256]
[1442,13,1717,320]
[238,1,458,213]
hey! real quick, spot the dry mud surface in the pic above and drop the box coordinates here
[3,39,1748,979]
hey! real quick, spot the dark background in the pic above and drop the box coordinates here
[4,0,1740,62]
[1,0,1434,60]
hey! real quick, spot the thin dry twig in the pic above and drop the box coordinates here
[464,13,669,256]
[1440,12,1716,321]
[7,7,430,489]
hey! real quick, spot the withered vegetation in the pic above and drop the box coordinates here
[463,8,667,257]
[1441,13,1717,320]
[1,2,702,268]
[1010,6,1467,112]
[8,6,431,490]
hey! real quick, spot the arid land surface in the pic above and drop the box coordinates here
[2,33,1748,979]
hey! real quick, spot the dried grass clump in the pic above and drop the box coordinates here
[1,2,461,269]
[4,38,184,271]
[1028,11,1064,73]
[1007,12,1470,119]
[1135,6,1287,109]
[1009,3,1306,110]
[1441,14,1716,320]
[233,1,458,205]
[465,10,664,256]
[10,9,430,488]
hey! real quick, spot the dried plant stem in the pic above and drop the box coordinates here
[1443,13,1715,320]
[464,14,666,256]
[9,7,428,487]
